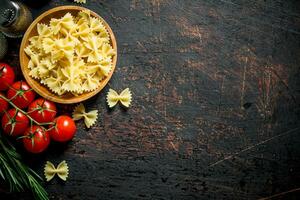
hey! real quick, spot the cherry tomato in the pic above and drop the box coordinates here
[48,116,76,142]
[1,108,29,136]
[23,125,50,153]
[0,92,8,115]
[7,81,36,109]
[28,98,57,123]
[0,63,15,91]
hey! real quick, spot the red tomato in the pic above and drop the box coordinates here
[48,116,76,142]
[7,81,36,109]
[23,125,50,153]
[0,63,15,91]
[28,98,57,123]
[0,92,8,115]
[1,109,29,136]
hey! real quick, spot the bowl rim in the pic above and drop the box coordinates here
[19,5,117,104]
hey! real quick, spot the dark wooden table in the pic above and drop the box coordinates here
[1,0,300,199]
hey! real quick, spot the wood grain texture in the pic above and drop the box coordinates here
[1,0,300,199]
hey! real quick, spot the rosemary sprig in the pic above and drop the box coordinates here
[0,134,48,200]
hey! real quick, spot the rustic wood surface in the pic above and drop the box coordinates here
[1,0,300,199]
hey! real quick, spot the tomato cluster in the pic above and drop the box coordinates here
[0,63,76,153]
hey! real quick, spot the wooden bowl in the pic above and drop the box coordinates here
[19,6,117,104]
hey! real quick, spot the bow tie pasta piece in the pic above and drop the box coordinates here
[74,0,86,3]
[54,39,75,60]
[90,17,106,33]
[24,45,36,58]
[41,70,64,95]
[75,44,90,58]
[72,103,98,128]
[50,13,75,34]
[25,11,115,95]
[78,10,91,21]
[99,27,109,39]
[82,74,101,92]
[25,46,40,69]
[100,43,116,59]
[106,88,132,108]
[37,23,51,37]
[86,58,112,77]
[42,38,55,54]
[50,18,62,35]
[29,67,39,79]
[60,13,76,30]
[28,24,51,50]
[61,27,80,44]
[98,58,113,76]
[84,110,98,128]
[38,59,55,78]
[44,161,69,182]
[61,64,84,93]
[28,36,40,49]
[74,22,90,41]
[85,36,105,63]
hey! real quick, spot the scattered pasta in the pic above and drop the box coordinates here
[25,11,115,95]
[72,103,98,128]
[44,160,69,182]
[74,0,86,3]
[106,88,132,108]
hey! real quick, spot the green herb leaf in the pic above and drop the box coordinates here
[0,133,49,200]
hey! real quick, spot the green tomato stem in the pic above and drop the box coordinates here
[0,94,54,127]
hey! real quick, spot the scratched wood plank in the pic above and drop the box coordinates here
[0,0,300,199]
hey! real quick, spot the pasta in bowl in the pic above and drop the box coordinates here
[20,6,117,104]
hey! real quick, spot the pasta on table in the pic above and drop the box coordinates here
[25,10,115,95]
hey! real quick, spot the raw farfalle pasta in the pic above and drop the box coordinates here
[44,161,69,182]
[74,0,86,3]
[25,10,115,95]
[72,103,98,128]
[106,88,132,108]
